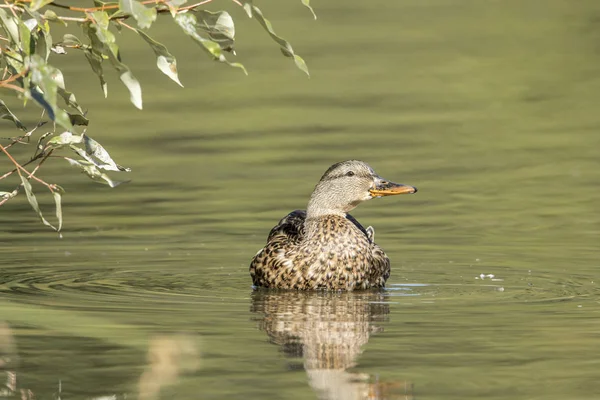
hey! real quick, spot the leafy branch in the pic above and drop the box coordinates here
[1,0,316,233]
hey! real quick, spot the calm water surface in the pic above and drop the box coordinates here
[2,1,600,399]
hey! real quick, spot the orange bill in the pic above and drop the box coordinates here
[369,180,417,197]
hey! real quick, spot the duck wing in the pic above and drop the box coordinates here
[266,210,307,244]
[251,210,306,289]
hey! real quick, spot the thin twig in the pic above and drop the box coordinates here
[2,136,29,149]
[0,83,25,92]
[28,0,169,13]
[116,20,137,32]
[4,122,47,152]
[0,152,44,181]
[0,168,15,180]
[57,16,87,22]
[0,4,22,10]
[179,0,216,11]
[0,67,27,87]
[7,0,240,15]
[0,144,54,190]
[2,1,20,17]
[29,149,53,178]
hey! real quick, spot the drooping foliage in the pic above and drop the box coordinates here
[0,0,315,234]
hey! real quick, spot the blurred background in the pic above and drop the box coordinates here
[1,1,599,399]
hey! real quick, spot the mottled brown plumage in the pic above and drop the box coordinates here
[250,160,417,291]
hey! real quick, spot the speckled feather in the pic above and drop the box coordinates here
[250,210,390,291]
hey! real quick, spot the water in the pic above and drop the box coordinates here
[2,0,600,399]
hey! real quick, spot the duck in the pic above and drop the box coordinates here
[250,160,417,291]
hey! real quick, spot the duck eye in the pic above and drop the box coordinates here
[346,171,355,177]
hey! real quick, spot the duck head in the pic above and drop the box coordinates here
[306,160,417,218]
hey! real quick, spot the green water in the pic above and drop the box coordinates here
[2,0,600,399]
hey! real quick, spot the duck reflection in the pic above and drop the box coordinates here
[251,290,413,400]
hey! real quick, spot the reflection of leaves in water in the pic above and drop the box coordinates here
[0,323,20,397]
[0,324,200,400]
[0,327,135,399]
[138,335,200,400]
[251,291,412,399]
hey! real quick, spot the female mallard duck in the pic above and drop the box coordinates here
[250,160,417,291]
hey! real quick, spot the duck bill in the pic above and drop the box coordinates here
[369,180,417,197]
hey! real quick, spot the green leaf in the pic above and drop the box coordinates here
[81,134,131,172]
[116,68,143,110]
[94,1,120,9]
[18,172,59,232]
[119,0,157,29]
[0,8,20,45]
[27,55,73,130]
[0,188,19,201]
[31,0,55,12]
[42,10,67,26]
[35,131,53,153]
[52,191,63,232]
[92,10,110,30]
[64,157,129,188]
[156,55,183,86]
[247,5,309,76]
[47,131,83,147]
[83,48,108,97]
[301,0,317,20]
[0,100,27,131]
[165,0,188,17]
[58,133,130,172]
[49,68,85,114]
[173,13,219,57]
[60,33,83,47]
[57,87,85,114]
[243,1,253,18]
[18,19,32,55]
[85,11,117,57]
[135,29,183,86]
[3,49,25,74]
[68,113,89,126]
[194,10,236,53]
[291,54,309,76]
[36,24,53,61]
[174,13,247,75]
[84,19,143,108]
[23,18,38,31]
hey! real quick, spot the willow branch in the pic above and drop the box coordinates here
[7,0,242,15]
[0,144,54,190]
